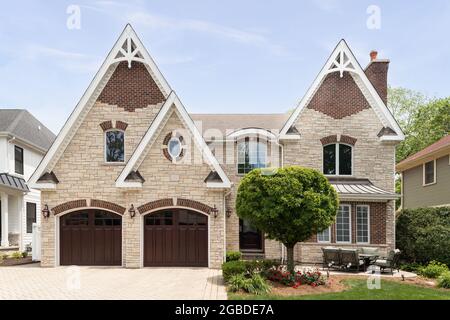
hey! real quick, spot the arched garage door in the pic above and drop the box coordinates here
[60,210,122,266]
[144,209,208,267]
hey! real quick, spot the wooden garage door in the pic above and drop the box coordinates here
[144,209,208,267]
[60,210,122,266]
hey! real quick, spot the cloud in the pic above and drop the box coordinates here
[24,45,101,73]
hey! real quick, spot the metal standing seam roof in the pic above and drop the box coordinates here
[328,178,398,200]
[0,173,29,192]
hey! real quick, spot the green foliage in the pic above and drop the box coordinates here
[228,273,270,295]
[400,262,423,273]
[11,251,22,259]
[419,261,449,279]
[226,251,242,262]
[396,207,450,265]
[1,254,8,260]
[236,166,338,272]
[222,259,280,282]
[387,87,449,163]
[437,272,450,289]
[21,251,28,258]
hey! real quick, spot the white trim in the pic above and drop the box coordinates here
[322,142,353,176]
[279,39,405,141]
[116,91,231,189]
[104,129,126,164]
[317,226,331,243]
[422,159,437,186]
[356,205,370,244]
[227,128,277,140]
[336,204,352,244]
[29,24,172,190]
[139,206,211,268]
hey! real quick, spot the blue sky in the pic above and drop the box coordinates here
[0,0,449,133]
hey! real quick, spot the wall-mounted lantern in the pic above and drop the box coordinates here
[129,204,136,218]
[226,208,232,218]
[42,204,50,218]
[210,205,219,218]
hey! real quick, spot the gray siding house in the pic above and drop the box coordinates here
[397,135,450,209]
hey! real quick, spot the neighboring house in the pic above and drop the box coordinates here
[396,135,450,209]
[0,109,55,251]
[29,25,403,268]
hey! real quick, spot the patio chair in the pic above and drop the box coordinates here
[321,247,341,271]
[340,249,365,272]
[372,249,401,274]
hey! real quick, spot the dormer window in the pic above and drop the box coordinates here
[237,138,267,174]
[323,143,352,176]
[105,130,125,163]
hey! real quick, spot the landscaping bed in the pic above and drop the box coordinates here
[0,252,35,267]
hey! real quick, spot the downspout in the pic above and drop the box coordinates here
[277,136,285,264]
[223,189,233,262]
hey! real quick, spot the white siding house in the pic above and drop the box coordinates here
[0,109,55,252]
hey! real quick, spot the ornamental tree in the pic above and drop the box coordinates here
[236,166,339,273]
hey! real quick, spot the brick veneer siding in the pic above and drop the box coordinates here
[320,135,337,145]
[307,72,370,119]
[365,61,389,105]
[177,198,214,214]
[51,199,87,215]
[90,199,126,215]
[41,110,225,268]
[97,61,165,112]
[137,198,174,214]
[115,120,128,131]
[99,121,113,131]
[340,135,357,146]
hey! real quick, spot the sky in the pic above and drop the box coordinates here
[0,0,449,133]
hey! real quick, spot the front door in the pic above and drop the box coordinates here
[239,219,263,251]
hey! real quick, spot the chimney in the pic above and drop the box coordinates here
[365,50,389,105]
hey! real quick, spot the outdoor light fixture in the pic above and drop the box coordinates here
[226,208,232,218]
[129,204,136,218]
[211,205,219,218]
[42,204,50,218]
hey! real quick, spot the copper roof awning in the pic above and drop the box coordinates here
[328,178,398,200]
[0,173,29,193]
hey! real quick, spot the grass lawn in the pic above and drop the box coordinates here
[229,278,450,300]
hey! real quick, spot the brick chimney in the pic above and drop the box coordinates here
[365,50,389,105]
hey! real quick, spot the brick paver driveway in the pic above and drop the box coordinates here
[0,264,227,300]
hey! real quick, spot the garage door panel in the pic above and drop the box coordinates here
[144,209,208,267]
[60,210,122,266]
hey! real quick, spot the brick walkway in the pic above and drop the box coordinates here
[0,264,227,300]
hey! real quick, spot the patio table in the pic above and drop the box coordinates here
[359,254,378,269]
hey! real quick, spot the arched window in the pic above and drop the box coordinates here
[323,143,352,175]
[237,138,267,174]
[105,130,125,163]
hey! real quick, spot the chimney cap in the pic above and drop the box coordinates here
[370,50,378,61]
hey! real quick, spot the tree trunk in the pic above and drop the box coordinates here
[286,244,295,274]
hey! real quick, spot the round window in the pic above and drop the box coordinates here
[168,137,181,158]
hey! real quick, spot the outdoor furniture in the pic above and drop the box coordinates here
[322,247,341,270]
[340,249,366,272]
[359,248,379,268]
[372,249,401,274]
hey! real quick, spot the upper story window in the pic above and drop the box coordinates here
[323,143,352,176]
[14,145,24,175]
[423,160,436,186]
[237,138,267,174]
[168,137,182,159]
[105,130,125,163]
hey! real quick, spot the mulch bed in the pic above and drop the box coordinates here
[0,256,36,267]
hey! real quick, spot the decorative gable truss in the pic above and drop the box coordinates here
[280,40,405,142]
[116,92,231,189]
[29,24,231,189]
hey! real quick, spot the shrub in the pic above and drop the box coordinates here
[226,251,242,262]
[11,251,22,259]
[400,262,423,272]
[437,272,450,289]
[419,260,449,279]
[228,273,270,295]
[266,267,325,288]
[1,254,8,260]
[222,260,247,282]
[22,251,28,258]
[396,207,450,266]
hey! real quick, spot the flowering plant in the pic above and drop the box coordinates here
[266,267,326,288]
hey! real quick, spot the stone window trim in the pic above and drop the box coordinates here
[162,132,185,162]
[320,134,357,146]
[137,198,214,215]
[51,199,126,216]
[99,120,129,131]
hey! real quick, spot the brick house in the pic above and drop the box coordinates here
[29,25,403,268]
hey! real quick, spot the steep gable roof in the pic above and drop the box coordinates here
[29,24,174,189]
[0,109,55,152]
[279,40,404,141]
[116,92,231,189]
